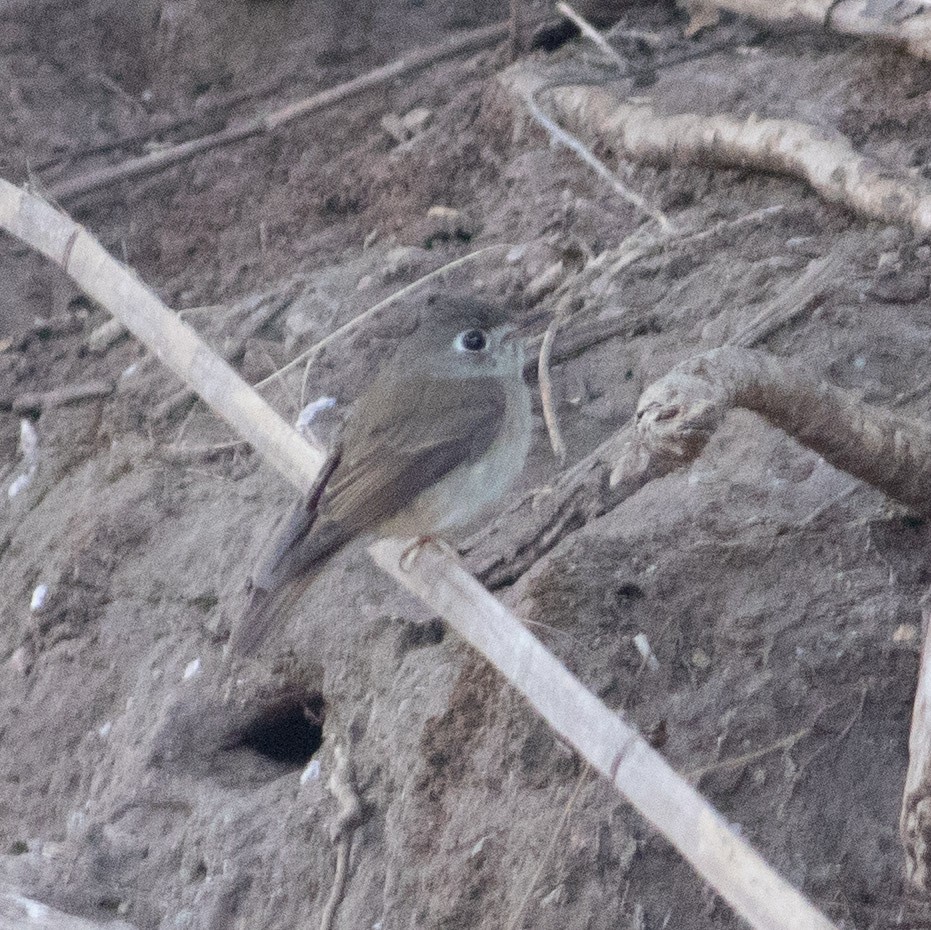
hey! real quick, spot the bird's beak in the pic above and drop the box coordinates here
[500,324,520,344]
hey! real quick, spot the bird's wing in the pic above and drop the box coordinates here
[228,376,506,658]
[320,375,506,534]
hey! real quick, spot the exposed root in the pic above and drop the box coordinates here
[688,0,931,62]
[320,744,363,930]
[627,346,931,516]
[505,65,931,235]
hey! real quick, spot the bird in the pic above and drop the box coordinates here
[226,293,533,658]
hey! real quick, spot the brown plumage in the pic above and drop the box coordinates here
[227,295,532,658]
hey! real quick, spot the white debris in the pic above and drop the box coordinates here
[8,419,39,499]
[30,584,48,612]
[296,395,337,431]
[300,758,321,785]
[98,721,112,739]
[633,632,660,671]
[119,361,140,380]
[182,658,201,680]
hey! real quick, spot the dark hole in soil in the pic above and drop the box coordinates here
[239,692,326,767]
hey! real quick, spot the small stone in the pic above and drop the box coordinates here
[300,758,321,784]
[893,623,918,643]
[30,584,48,612]
[867,269,929,303]
[878,225,904,248]
[380,106,433,144]
[362,229,380,250]
[380,112,407,144]
[690,647,711,670]
[183,658,201,680]
[506,244,528,265]
[382,246,428,283]
[421,206,475,247]
[9,647,29,675]
[356,274,374,291]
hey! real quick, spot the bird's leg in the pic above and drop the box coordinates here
[398,535,459,571]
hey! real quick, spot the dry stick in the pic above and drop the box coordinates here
[729,253,839,349]
[10,379,113,414]
[538,305,571,466]
[516,86,672,231]
[695,0,931,61]
[904,593,931,891]
[46,23,509,204]
[556,1,627,69]
[512,71,931,235]
[0,181,839,930]
[320,744,362,930]
[510,0,523,58]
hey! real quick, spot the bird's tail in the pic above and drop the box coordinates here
[225,448,346,660]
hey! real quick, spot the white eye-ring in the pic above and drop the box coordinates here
[454,328,488,352]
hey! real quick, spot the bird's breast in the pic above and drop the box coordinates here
[384,379,532,539]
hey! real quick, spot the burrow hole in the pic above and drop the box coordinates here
[239,690,326,768]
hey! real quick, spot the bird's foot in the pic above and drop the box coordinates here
[398,535,458,571]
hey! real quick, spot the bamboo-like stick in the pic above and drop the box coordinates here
[0,179,839,930]
[47,23,508,204]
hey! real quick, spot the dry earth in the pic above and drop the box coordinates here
[2,1,931,928]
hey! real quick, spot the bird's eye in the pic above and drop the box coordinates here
[455,328,488,352]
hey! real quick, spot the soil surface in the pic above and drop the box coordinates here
[2,2,931,928]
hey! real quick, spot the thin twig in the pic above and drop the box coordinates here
[320,744,363,930]
[505,767,591,930]
[510,0,522,59]
[685,727,811,782]
[47,23,509,204]
[9,379,113,414]
[556,2,627,70]
[519,88,672,232]
[538,305,571,466]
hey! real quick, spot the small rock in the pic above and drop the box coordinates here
[690,647,711,670]
[300,758,321,784]
[356,274,374,291]
[506,244,528,265]
[867,269,929,303]
[633,632,659,671]
[381,246,428,283]
[893,623,919,643]
[421,206,475,247]
[524,261,566,304]
[30,584,49,612]
[183,658,201,680]
[363,229,380,250]
[9,647,30,675]
[878,225,904,248]
[380,106,433,144]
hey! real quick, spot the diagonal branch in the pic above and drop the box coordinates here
[0,178,838,930]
